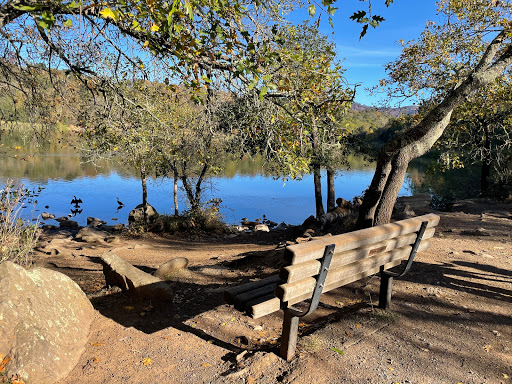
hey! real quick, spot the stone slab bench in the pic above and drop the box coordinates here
[224,213,440,361]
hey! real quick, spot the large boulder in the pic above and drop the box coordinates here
[100,252,173,304]
[0,261,95,384]
[154,257,189,280]
[128,203,158,224]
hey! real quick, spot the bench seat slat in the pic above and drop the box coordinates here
[285,214,439,264]
[233,283,279,311]
[281,228,435,283]
[247,257,407,319]
[246,295,281,319]
[276,240,431,302]
[224,274,282,304]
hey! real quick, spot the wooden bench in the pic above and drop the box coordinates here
[224,213,440,361]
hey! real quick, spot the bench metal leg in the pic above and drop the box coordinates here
[379,274,393,309]
[280,310,300,361]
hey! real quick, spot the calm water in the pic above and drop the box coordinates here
[0,140,414,226]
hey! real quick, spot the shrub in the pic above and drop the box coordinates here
[0,182,40,267]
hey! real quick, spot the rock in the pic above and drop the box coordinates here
[75,227,110,243]
[41,212,55,220]
[394,193,432,218]
[41,224,58,230]
[273,222,288,231]
[55,216,69,222]
[0,261,95,384]
[103,224,125,232]
[100,252,173,304]
[254,224,270,232]
[87,217,106,228]
[59,220,78,228]
[128,203,158,224]
[154,257,189,280]
[105,236,120,244]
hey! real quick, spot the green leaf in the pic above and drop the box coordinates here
[359,24,369,39]
[12,5,40,11]
[63,19,72,27]
[308,4,316,17]
[330,347,345,355]
[349,10,366,22]
[259,86,269,99]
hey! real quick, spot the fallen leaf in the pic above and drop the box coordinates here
[202,363,212,367]
[90,342,104,346]
[345,331,352,337]
[139,312,146,317]
[124,306,135,310]
[355,323,361,328]
[142,357,152,366]
[335,301,344,306]
[330,347,345,355]
[388,367,394,371]
[503,373,509,379]
[0,356,11,372]
[163,337,172,340]
[247,376,255,384]
[483,345,492,352]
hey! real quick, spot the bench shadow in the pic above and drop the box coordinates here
[400,260,512,302]
[88,255,282,353]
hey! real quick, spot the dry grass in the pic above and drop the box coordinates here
[0,182,40,267]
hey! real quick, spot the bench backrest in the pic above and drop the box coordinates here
[249,213,439,318]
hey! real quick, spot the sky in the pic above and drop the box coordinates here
[287,0,440,106]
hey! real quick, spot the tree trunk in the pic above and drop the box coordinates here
[357,31,512,228]
[327,168,335,212]
[173,161,179,216]
[140,163,148,228]
[480,126,491,193]
[311,116,325,218]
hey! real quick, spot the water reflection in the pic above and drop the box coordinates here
[0,136,413,226]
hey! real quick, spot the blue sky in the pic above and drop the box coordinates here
[288,1,440,106]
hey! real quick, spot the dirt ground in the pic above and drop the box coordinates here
[32,199,512,384]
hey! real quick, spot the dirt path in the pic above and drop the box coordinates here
[33,199,512,384]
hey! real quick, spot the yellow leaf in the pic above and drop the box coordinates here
[150,24,160,32]
[0,356,11,372]
[163,337,172,340]
[503,373,509,379]
[143,40,150,48]
[99,8,117,21]
[483,345,492,352]
[90,342,104,346]
[124,305,134,310]
[142,357,152,366]
[202,363,211,367]
[355,323,361,328]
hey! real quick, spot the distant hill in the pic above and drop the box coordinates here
[351,102,418,117]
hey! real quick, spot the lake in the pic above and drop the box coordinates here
[0,141,415,226]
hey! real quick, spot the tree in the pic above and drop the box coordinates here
[358,0,512,228]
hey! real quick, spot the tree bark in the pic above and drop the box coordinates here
[358,31,512,228]
[173,161,179,216]
[140,163,148,228]
[326,168,335,212]
[311,116,325,218]
[481,125,491,193]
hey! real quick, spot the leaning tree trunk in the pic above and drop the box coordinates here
[357,31,512,228]
[326,168,336,212]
